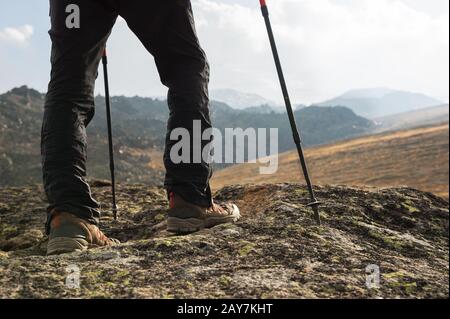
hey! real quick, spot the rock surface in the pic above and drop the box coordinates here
[0,182,448,298]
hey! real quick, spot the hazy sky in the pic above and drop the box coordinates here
[0,0,448,104]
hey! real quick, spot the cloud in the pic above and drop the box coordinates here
[94,0,448,104]
[0,25,34,46]
[190,0,449,103]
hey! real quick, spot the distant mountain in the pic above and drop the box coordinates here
[374,104,449,132]
[295,104,308,111]
[0,86,375,187]
[241,105,276,114]
[210,89,278,110]
[317,88,443,119]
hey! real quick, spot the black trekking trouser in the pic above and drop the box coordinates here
[42,0,213,232]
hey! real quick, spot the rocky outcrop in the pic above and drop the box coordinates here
[0,182,448,298]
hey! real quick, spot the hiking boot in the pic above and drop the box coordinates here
[167,193,241,234]
[47,211,119,256]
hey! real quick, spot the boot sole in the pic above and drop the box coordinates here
[46,237,89,256]
[167,211,241,234]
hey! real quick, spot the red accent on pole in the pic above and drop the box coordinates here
[260,0,266,7]
[103,48,107,57]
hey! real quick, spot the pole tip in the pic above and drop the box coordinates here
[312,205,321,226]
[260,0,267,7]
[307,201,322,225]
[112,205,118,220]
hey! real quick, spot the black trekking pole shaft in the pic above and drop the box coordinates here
[102,48,118,220]
[259,0,321,225]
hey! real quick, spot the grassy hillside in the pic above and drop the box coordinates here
[212,124,450,199]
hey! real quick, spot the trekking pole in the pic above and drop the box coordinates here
[259,0,321,225]
[102,47,118,220]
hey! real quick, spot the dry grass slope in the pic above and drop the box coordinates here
[212,124,449,199]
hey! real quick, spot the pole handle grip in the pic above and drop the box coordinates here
[259,0,267,7]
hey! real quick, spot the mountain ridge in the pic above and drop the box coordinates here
[374,104,449,132]
[210,88,279,110]
[317,88,443,119]
[0,86,374,187]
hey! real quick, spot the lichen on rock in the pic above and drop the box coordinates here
[0,182,448,298]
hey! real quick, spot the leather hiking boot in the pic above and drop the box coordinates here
[167,193,241,234]
[47,211,119,256]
